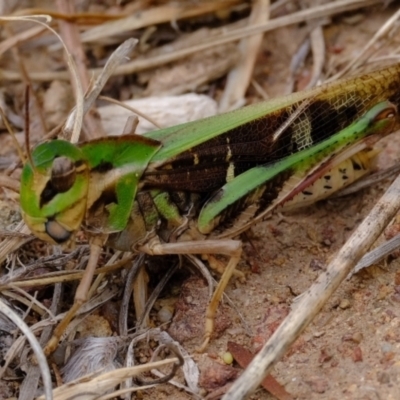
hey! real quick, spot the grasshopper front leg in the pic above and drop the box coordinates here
[44,235,107,356]
[139,238,242,351]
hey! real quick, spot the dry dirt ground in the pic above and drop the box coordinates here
[2,2,400,400]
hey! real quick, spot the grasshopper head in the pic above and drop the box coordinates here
[20,140,89,245]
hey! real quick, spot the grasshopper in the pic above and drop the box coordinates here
[20,64,400,354]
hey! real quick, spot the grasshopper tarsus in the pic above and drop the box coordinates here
[44,299,84,356]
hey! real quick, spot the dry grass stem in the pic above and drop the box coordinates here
[0,0,380,82]
[11,7,127,23]
[2,256,132,290]
[2,287,52,317]
[305,23,326,89]
[66,38,137,142]
[0,221,32,265]
[219,0,270,112]
[38,358,180,400]
[0,24,46,56]
[352,231,400,275]
[328,7,400,81]
[79,1,243,44]
[0,14,85,146]
[3,24,48,136]
[55,0,105,140]
[0,299,53,399]
[0,175,20,192]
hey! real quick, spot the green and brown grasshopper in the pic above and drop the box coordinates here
[19,64,400,354]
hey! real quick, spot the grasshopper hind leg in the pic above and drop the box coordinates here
[139,238,242,351]
[200,245,242,352]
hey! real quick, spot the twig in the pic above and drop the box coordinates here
[0,220,32,265]
[3,24,48,137]
[36,359,180,400]
[79,1,242,44]
[56,0,105,140]
[0,24,45,57]
[65,38,138,143]
[351,232,400,275]
[18,283,62,400]
[0,14,85,148]
[327,7,400,81]
[0,175,20,192]
[304,23,326,89]
[219,0,270,112]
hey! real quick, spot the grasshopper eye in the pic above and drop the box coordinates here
[51,157,76,193]
[45,219,71,243]
[40,157,77,206]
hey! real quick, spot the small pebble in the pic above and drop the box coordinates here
[306,376,329,393]
[381,342,392,353]
[157,306,174,323]
[339,299,351,309]
[309,259,325,271]
[352,346,363,362]
[352,332,363,343]
[377,371,390,384]
[222,351,233,365]
[391,293,400,303]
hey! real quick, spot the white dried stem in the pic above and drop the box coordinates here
[0,299,53,400]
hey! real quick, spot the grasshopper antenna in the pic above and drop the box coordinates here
[0,106,26,165]
[24,85,35,169]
